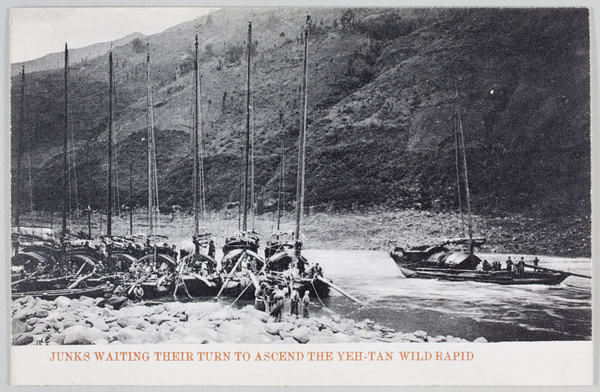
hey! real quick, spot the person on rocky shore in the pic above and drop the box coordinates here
[506,257,513,272]
[302,290,310,318]
[290,288,300,318]
[255,282,271,312]
[270,286,285,322]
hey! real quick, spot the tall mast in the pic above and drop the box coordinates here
[107,51,113,237]
[455,87,473,255]
[194,35,201,236]
[146,47,153,238]
[62,43,69,237]
[242,22,252,231]
[295,16,310,240]
[15,65,25,227]
[454,115,465,235]
[129,162,133,236]
[277,142,284,230]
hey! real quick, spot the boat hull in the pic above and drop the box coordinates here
[176,275,220,297]
[396,265,569,285]
[219,276,256,299]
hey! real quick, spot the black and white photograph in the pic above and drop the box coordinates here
[7,4,594,386]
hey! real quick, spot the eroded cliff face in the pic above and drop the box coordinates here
[11,8,590,219]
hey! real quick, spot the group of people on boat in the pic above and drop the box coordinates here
[481,256,541,274]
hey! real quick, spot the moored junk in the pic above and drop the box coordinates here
[389,87,589,285]
[171,34,221,299]
[174,234,220,298]
[217,22,264,299]
[264,230,294,260]
[124,241,178,300]
[11,46,111,300]
[11,227,108,298]
[218,231,264,299]
[260,16,332,303]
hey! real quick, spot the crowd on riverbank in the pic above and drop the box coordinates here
[11,295,488,346]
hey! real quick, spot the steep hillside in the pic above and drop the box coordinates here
[10,32,145,75]
[10,8,590,229]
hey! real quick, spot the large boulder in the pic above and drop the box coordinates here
[279,322,296,333]
[413,330,428,340]
[61,318,79,329]
[153,305,167,315]
[331,332,354,343]
[34,309,50,318]
[63,325,106,345]
[12,319,30,334]
[133,319,153,330]
[291,327,310,344]
[86,318,110,332]
[117,316,133,328]
[49,333,66,345]
[148,314,176,325]
[116,327,151,344]
[13,333,34,346]
[26,317,40,326]
[54,296,72,307]
[147,331,167,344]
[13,309,33,322]
[15,296,32,305]
[30,323,52,336]
[265,323,283,335]
[217,322,247,342]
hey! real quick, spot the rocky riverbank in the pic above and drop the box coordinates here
[12,295,488,346]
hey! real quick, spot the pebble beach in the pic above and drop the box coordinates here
[11,295,488,346]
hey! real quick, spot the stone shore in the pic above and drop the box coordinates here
[11,296,488,345]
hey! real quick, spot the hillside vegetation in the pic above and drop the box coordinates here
[10,8,590,254]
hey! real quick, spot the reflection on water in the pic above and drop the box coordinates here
[302,249,591,342]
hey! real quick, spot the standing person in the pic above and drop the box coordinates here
[290,288,300,318]
[270,286,285,322]
[482,260,491,271]
[302,290,310,319]
[208,240,215,259]
[297,256,306,276]
[506,257,513,272]
[517,257,525,275]
[533,257,540,272]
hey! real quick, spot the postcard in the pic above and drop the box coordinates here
[7,4,594,387]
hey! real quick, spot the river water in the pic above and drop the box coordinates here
[300,249,592,342]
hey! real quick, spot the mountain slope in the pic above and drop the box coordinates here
[10,7,590,226]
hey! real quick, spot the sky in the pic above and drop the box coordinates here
[10,7,218,63]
